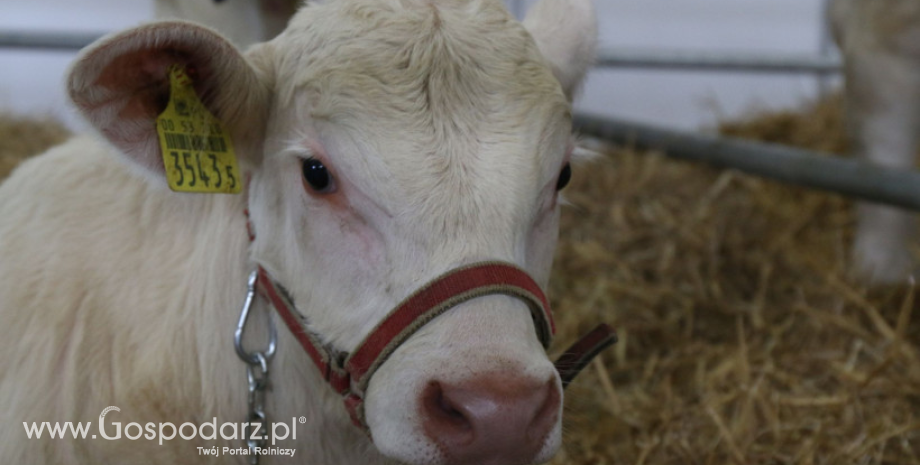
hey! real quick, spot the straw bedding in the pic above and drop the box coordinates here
[552,96,920,464]
[1,96,918,464]
[0,114,69,180]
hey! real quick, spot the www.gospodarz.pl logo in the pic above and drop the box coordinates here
[23,406,305,457]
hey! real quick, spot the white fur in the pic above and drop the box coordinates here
[522,0,596,99]
[0,0,596,464]
[829,0,920,283]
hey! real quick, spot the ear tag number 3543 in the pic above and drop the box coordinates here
[156,65,241,194]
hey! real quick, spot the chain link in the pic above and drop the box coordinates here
[235,270,277,465]
[244,353,270,464]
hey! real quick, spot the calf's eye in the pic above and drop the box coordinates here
[302,158,333,193]
[556,163,572,191]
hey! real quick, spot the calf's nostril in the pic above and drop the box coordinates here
[439,394,466,422]
[420,375,561,465]
[423,382,474,436]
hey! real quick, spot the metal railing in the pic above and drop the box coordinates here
[594,48,840,74]
[0,30,104,51]
[574,114,920,211]
[0,30,843,74]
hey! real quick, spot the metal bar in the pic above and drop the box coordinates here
[0,31,103,51]
[574,114,920,211]
[0,29,845,76]
[595,48,842,74]
[816,0,839,94]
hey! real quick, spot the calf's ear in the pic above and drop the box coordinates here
[522,0,597,100]
[67,21,271,178]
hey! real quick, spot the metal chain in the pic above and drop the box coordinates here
[244,353,270,464]
[235,270,278,465]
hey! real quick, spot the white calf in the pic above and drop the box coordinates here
[829,0,920,283]
[0,0,598,464]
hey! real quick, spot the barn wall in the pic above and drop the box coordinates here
[0,0,832,131]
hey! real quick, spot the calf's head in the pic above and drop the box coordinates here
[67,1,596,464]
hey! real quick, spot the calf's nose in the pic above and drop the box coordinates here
[420,375,560,465]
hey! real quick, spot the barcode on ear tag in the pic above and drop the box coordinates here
[156,64,241,194]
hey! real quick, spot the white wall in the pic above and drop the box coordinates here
[0,0,834,131]
[0,0,152,130]
[579,0,834,129]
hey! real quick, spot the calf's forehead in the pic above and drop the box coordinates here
[267,0,571,213]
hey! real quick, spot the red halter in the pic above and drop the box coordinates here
[245,211,617,430]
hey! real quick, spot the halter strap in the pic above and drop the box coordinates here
[246,211,615,430]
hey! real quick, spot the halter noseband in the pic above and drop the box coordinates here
[244,212,617,430]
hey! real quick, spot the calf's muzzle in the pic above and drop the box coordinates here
[250,260,617,431]
[422,375,560,465]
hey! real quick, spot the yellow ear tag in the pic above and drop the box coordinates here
[156,64,241,194]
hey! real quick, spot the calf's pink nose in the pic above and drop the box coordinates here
[420,375,560,465]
